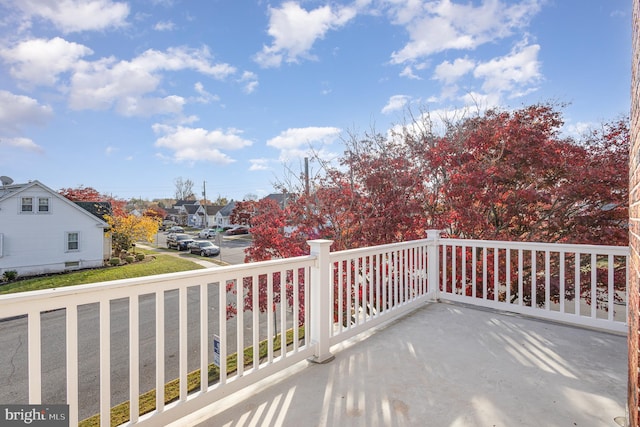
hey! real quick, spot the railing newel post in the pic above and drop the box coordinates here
[307,239,335,364]
[427,230,441,302]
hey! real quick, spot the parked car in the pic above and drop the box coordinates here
[198,228,217,239]
[188,241,220,257]
[167,233,194,250]
[226,226,250,235]
[166,225,184,234]
[160,220,176,231]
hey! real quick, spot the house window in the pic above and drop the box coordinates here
[38,198,50,213]
[21,197,33,212]
[66,232,79,251]
[0,233,3,257]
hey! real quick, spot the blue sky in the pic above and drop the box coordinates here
[0,0,632,201]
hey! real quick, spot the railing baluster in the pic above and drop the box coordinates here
[156,291,165,412]
[129,296,139,423]
[28,310,41,404]
[559,252,566,314]
[472,246,477,299]
[608,254,614,322]
[545,251,551,310]
[253,275,259,369]
[237,278,244,374]
[591,253,597,319]
[337,260,343,331]
[280,268,286,358]
[575,252,581,316]
[518,248,523,306]
[354,257,360,325]
[531,250,537,308]
[267,273,274,362]
[494,247,499,302]
[482,247,487,300]
[99,300,110,427]
[293,269,299,352]
[200,284,208,392]
[66,306,79,427]
[179,287,188,400]
[506,249,511,305]
[219,282,227,384]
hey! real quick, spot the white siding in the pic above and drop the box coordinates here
[0,184,107,277]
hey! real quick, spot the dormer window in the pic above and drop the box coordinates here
[38,198,49,212]
[20,196,50,213]
[21,197,33,212]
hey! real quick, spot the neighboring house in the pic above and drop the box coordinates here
[184,204,201,227]
[0,180,110,278]
[214,200,236,228]
[167,200,199,226]
[196,204,224,228]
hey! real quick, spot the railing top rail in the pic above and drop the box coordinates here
[440,238,629,255]
[329,238,433,260]
[0,254,316,311]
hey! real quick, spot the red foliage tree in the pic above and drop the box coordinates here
[228,104,629,320]
[59,186,127,217]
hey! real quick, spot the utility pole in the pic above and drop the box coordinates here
[202,180,208,228]
[304,157,309,195]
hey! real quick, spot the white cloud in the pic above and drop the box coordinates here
[0,90,52,134]
[67,46,236,114]
[382,95,411,114]
[1,40,237,117]
[433,57,475,84]
[254,1,358,68]
[0,37,93,86]
[387,0,542,64]
[12,0,130,33]
[239,71,259,94]
[473,42,541,95]
[267,126,341,160]
[0,137,44,153]
[152,124,253,164]
[249,158,270,171]
[154,20,175,31]
[193,82,219,103]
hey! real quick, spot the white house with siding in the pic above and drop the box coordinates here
[0,180,110,278]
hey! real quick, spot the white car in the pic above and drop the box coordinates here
[198,228,217,238]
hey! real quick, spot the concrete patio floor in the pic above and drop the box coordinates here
[172,301,627,427]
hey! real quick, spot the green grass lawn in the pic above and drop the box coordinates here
[0,253,205,295]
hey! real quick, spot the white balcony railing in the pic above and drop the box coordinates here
[0,233,628,426]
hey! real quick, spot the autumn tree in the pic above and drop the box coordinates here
[144,205,167,221]
[230,200,256,227]
[105,214,159,255]
[228,104,629,320]
[59,186,127,217]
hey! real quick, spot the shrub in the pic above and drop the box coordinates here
[125,256,135,264]
[109,257,121,266]
[2,270,17,281]
[135,253,145,261]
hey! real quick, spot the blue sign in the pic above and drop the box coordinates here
[213,335,220,367]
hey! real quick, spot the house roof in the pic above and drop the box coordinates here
[74,201,113,221]
[174,199,198,207]
[205,205,224,215]
[0,180,109,227]
[184,204,200,214]
[218,200,236,216]
[262,193,290,208]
